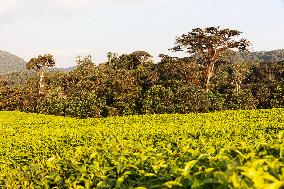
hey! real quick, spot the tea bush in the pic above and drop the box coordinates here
[1,109,284,188]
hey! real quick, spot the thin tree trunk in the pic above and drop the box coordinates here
[205,49,217,93]
[39,70,45,96]
[235,78,241,94]
[37,69,45,113]
[205,63,215,93]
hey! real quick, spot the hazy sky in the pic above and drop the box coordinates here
[1,0,284,68]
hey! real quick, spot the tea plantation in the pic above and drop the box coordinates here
[1,109,284,188]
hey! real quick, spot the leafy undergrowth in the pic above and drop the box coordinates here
[1,109,284,188]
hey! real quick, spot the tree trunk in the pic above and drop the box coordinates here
[205,49,217,93]
[205,62,215,92]
[39,70,45,96]
[235,78,241,94]
[36,70,45,114]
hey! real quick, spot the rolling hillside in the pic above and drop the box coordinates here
[229,49,284,63]
[1,49,284,75]
[0,50,27,74]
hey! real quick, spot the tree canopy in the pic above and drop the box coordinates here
[171,26,250,91]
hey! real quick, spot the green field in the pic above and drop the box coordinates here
[1,109,284,188]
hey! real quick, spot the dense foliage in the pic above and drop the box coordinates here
[1,109,284,188]
[1,27,284,118]
[1,50,284,118]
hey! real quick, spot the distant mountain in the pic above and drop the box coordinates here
[0,51,75,75]
[226,49,284,63]
[248,49,284,62]
[1,49,284,75]
[0,51,27,75]
[50,67,74,72]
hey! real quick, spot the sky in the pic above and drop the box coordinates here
[0,0,284,68]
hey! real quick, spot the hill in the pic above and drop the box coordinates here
[1,109,284,188]
[2,49,284,75]
[0,50,27,74]
[0,51,73,76]
[248,49,284,62]
[226,49,284,63]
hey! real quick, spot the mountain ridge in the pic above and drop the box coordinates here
[1,49,284,75]
[0,50,27,74]
[0,51,74,75]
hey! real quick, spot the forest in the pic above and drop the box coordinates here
[1,27,284,118]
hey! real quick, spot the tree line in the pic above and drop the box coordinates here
[1,26,284,118]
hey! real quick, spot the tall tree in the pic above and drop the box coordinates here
[26,54,55,96]
[171,26,250,92]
